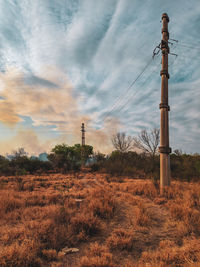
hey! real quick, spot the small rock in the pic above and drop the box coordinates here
[75,199,83,202]
[58,251,65,258]
[58,247,79,257]
[65,248,79,253]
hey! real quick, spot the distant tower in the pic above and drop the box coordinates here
[81,123,85,146]
[81,123,85,167]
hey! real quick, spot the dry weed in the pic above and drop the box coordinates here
[70,212,101,242]
[134,203,152,227]
[106,228,135,251]
[87,187,117,219]
[1,174,200,266]
[139,238,200,266]
[80,242,114,267]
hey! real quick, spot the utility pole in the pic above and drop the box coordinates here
[81,123,85,166]
[159,13,171,194]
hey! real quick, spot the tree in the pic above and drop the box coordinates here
[111,132,134,153]
[0,155,12,175]
[73,144,93,163]
[173,149,183,156]
[12,148,28,159]
[48,144,75,173]
[9,148,29,175]
[48,143,93,173]
[133,128,160,157]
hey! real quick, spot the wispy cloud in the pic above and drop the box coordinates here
[0,0,200,154]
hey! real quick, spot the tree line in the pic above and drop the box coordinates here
[95,129,200,182]
[0,144,93,176]
[0,128,199,182]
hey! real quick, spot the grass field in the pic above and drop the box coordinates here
[0,171,200,266]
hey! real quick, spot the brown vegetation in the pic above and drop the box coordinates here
[0,173,200,266]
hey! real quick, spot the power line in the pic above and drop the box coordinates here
[115,59,161,115]
[169,43,200,61]
[112,60,160,117]
[97,54,162,131]
[102,44,165,122]
[177,40,200,49]
[169,38,200,51]
[176,43,200,51]
[99,44,180,130]
[101,56,155,124]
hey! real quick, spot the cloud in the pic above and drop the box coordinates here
[0,0,200,153]
[0,67,120,154]
[0,67,76,126]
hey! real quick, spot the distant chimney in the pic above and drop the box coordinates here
[81,123,85,146]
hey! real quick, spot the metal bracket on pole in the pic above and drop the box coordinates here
[159,146,172,154]
[160,70,170,79]
[159,103,170,111]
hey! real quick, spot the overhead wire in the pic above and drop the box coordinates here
[101,56,155,124]
[96,50,162,131]
[98,41,181,131]
[169,40,200,61]
[176,43,200,51]
[115,57,161,116]
[115,51,181,128]
[169,38,200,51]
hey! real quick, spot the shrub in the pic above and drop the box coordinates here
[134,203,152,227]
[168,204,200,235]
[48,143,93,173]
[107,228,135,251]
[0,192,23,214]
[15,177,25,191]
[80,242,114,267]
[139,238,200,266]
[70,212,101,241]
[0,240,42,267]
[41,249,57,261]
[87,187,117,219]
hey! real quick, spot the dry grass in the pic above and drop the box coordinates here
[0,174,200,266]
[106,228,135,251]
[87,187,117,219]
[139,238,200,266]
[134,202,153,227]
[80,242,114,267]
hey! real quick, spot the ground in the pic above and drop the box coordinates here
[0,171,200,266]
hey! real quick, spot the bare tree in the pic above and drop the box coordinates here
[111,132,134,153]
[133,128,160,157]
[12,148,28,159]
[173,149,183,156]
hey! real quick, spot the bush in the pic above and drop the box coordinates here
[107,229,135,251]
[48,143,93,173]
[80,242,114,267]
[15,177,25,191]
[0,153,53,176]
[70,212,101,241]
[87,187,117,219]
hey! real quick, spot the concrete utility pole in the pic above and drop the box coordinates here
[159,13,171,194]
[81,123,85,166]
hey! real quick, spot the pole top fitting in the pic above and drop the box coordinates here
[162,13,169,22]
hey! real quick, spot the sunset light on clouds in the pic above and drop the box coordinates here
[0,0,200,155]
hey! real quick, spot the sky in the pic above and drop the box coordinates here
[0,0,200,155]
